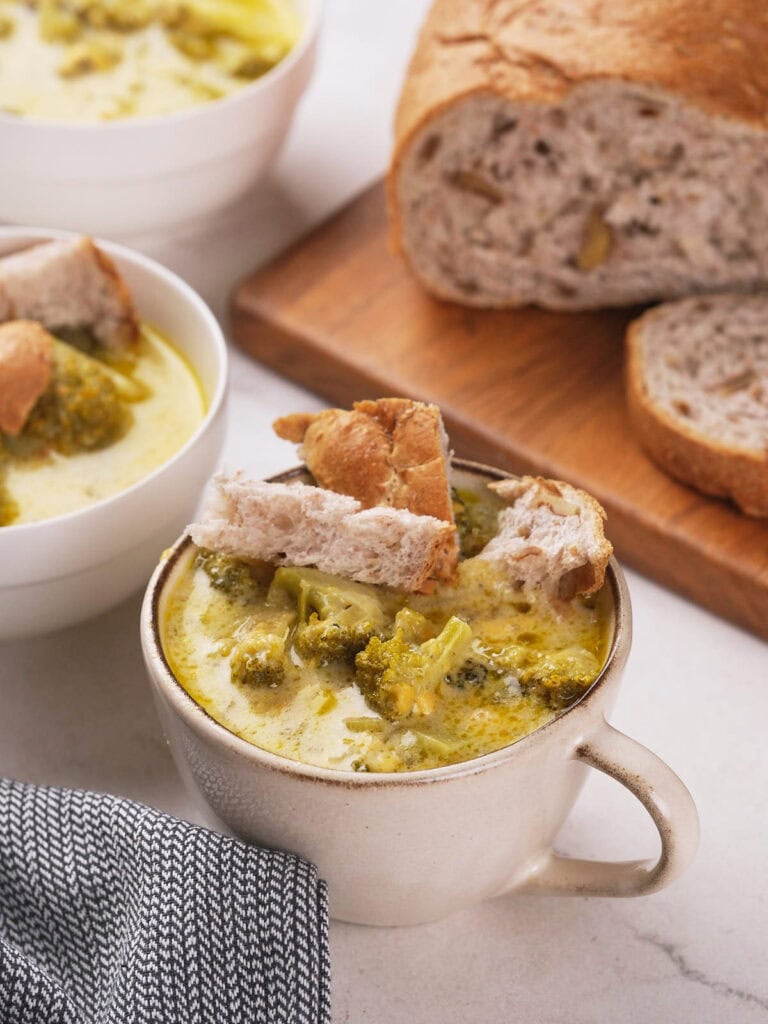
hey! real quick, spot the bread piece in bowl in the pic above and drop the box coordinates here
[627,293,768,516]
[480,477,611,600]
[274,397,454,523]
[0,321,53,436]
[0,237,139,351]
[189,474,457,592]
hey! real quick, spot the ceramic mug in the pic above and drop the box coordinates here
[141,460,699,926]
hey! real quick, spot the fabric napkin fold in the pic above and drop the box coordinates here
[0,778,330,1024]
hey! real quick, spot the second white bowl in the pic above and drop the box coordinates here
[0,228,228,641]
[0,0,321,237]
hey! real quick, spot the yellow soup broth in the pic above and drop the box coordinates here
[0,325,205,525]
[162,506,613,773]
[0,1,299,121]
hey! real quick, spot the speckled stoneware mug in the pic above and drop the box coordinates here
[140,460,699,927]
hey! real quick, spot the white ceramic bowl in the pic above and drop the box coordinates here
[0,0,321,237]
[0,228,228,641]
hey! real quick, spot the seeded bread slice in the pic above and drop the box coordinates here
[0,238,139,351]
[626,293,768,516]
[189,474,458,593]
[479,477,612,599]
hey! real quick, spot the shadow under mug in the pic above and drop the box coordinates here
[141,460,699,926]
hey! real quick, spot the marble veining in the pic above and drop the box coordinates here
[630,927,768,1016]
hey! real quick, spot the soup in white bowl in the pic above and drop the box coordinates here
[0,0,301,122]
[0,228,227,640]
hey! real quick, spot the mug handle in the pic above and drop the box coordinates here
[513,720,699,897]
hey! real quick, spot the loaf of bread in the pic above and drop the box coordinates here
[189,474,458,592]
[0,238,138,350]
[480,476,611,598]
[626,293,768,516]
[389,0,768,310]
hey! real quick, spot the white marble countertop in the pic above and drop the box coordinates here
[2,2,768,1022]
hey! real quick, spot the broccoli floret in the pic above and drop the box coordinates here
[517,647,601,710]
[51,328,139,380]
[230,617,292,689]
[268,567,388,663]
[355,615,473,721]
[9,340,130,458]
[446,659,490,689]
[196,549,268,603]
[390,607,435,643]
[452,486,503,559]
[477,638,600,710]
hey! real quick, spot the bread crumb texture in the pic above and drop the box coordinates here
[391,0,768,308]
[627,293,768,515]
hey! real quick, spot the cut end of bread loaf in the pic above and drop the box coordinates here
[627,293,768,516]
[392,80,768,310]
[479,476,612,599]
[0,320,54,435]
[189,474,458,593]
[0,238,139,351]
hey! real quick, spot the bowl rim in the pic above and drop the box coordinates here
[141,458,632,789]
[0,0,322,132]
[0,226,228,537]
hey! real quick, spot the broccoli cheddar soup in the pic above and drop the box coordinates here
[0,0,300,122]
[161,487,613,774]
[0,325,205,525]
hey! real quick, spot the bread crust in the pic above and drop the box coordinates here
[389,0,768,257]
[487,476,612,597]
[0,237,139,351]
[86,239,140,350]
[626,308,768,516]
[274,398,455,523]
[0,321,53,435]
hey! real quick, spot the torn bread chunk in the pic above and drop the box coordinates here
[274,397,455,523]
[189,474,458,592]
[0,238,139,351]
[0,321,54,435]
[479,477,612,600]
[626,293,768,516]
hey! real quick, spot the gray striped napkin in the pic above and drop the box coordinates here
[0,778,330,1023]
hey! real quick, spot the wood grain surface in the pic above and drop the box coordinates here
[231,181,768,641]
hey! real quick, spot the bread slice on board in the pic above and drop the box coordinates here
[389,0,768,310]
[0,238,139,351]
[626,293,768,516]
[479,477,612,599]
[189,475,458,592]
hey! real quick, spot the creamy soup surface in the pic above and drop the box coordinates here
[162,486,613,773]
[0,1,299,121]
[0,326,205,525]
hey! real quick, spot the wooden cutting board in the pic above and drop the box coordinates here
[232,181,768,641]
